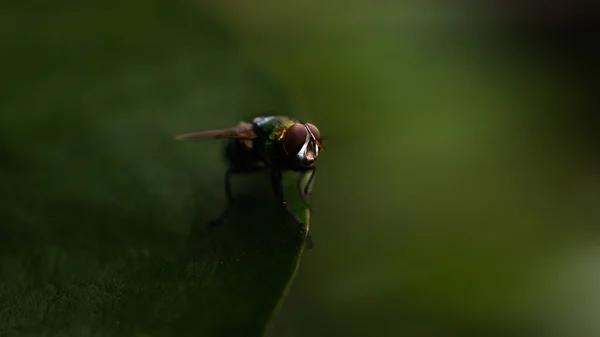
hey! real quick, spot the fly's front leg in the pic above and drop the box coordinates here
[209,166,266,226]
[297,167,316,210]
[305,234,314,250]
[304,167,316,196]
[272,169,314,250]
[271,169,304,227]
[296,172,310,210]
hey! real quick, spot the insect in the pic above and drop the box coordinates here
[174,116,325,248]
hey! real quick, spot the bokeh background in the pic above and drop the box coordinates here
[2,1,598,336]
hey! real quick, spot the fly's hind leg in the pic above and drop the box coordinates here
[209,166,266,226]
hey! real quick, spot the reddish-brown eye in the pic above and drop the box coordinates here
[282,123,307,156]
[305,123,321,142]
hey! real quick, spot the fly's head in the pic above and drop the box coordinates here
[282,122,326,168]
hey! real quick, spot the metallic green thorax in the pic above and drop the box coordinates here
[252,116,298,142]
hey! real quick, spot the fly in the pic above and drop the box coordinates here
[174,116,326,248]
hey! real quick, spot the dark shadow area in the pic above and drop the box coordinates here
[186,195,307,334]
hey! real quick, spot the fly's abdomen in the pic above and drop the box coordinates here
[224,138,264,170]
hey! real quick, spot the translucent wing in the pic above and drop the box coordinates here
[173,121,256,140]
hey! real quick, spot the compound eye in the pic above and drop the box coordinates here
[282,123,308,156]
[305,123,321,142]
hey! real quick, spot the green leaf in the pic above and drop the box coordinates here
[0,2,312,336]
[0,184,311,337]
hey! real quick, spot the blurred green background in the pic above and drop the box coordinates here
[1,1,599,336]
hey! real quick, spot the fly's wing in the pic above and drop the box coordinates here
[173,121,256,140]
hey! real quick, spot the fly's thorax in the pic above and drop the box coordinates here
[252,116,296,140]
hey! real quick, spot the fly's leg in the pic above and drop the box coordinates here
[209,166,266,226]
[208,169,236,226]
[305,233,314,250]
[297,167,316,210]
[271,169,315,250]
[271,169,304,227]
[304,167,316,196]
[296,173,310,210]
